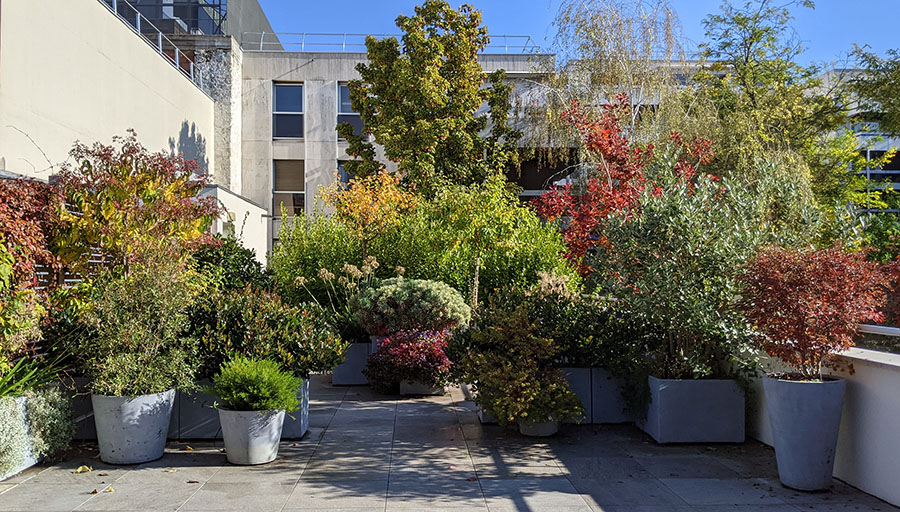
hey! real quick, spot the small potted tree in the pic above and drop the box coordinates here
[740,245,891,490]
[364,330,452,395]
[461,300,584,436]
[209,356,300,465]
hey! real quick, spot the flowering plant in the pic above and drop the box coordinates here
[352,277,471,336]
[740,245,892,380]
[363,330,452,393]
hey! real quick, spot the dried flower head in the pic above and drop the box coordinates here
[342,263,363,279]
[294,276,308,287]
[395,265,406,276]
[318,268,335,282]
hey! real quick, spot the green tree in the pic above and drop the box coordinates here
[337,0,521,192]
[850,46,900,137]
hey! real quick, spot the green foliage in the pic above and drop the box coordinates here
[193,235,271,292]
[209,357,300,412]
[0,397,27,476]
[339,0,520,192]
[589,163,767,379]
[850,46,900,137]
[0,356,66,399]
[188,286,347,380]
[24,385,74,461]
[70,250,202,396]
[353,278,470,336]
[460,302,584,426]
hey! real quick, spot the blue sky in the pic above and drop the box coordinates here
[256,0,897,65]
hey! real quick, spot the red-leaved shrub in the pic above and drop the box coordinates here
[363,330,452,393]
[740,245,892,379]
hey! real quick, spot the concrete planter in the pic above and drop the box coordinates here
[218,408,285,465]
[591,367,633,424]
[638,376,744,444]
[92,389,175,464]
[332,342,370,386]
[518,421,558,437]
[478,407,498,424]
[399,380,443,396]
[281,379,309,438]
[763,376,846,491]
[0,397,40,481]
[562,368,591,423]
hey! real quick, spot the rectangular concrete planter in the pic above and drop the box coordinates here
[331,342,370,386]
[399,380,443,396]
[562,368,591,423]
[591,368,633,424]
[638,376,745,444]
[281,379,310,439]
[477,408,498,424]
[0,396,40,481]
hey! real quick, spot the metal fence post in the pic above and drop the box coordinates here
[190,62,195,81]
[260,32,266,51]
[112,0,117,14]
[136,12,141,32]
[157,32,163,54]
[175,48,180,71]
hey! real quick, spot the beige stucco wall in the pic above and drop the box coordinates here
[200,185,268,263]
[0,0,215,180]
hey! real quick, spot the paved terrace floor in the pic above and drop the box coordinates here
[1,376,897,512]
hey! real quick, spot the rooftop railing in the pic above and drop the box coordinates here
[98,0,206,91]
[240,32,542,54]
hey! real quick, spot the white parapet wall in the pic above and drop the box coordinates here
[0,0,215,179]
[200,184,268,263]
[747,345,900,507]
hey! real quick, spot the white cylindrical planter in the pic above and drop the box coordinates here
[763,376,846,491]
[218,409,285,465]
[519,421,559,437]
[92,389,176,464]
[399,380,443,396]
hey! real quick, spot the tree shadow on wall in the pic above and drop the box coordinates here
[169,121,209,174]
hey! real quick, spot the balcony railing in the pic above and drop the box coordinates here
[98,0,206,91]
[240,32,542,54]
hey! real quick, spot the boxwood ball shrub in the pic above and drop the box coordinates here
[364,330,453,393]
[353,278,471,336]
[210,357,300,412]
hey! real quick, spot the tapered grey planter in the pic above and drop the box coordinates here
[218,409,285,465]
[562,368,591,423]
[591,368,633,424]
[399,380,443,396]
[763,376,846,491]
[519,421,558,437]
[332,342,370,385]
[638,376,744,444]
[281,379,309,438]
[92,389,175,464]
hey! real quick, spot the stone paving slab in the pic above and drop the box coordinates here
[1,374,897,512]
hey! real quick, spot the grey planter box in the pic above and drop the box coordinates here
[562,367,591,423]
[638,376,745,444]
[400,380,443,396]
[0,396,40,481]
[332,342,370,386]
[591,368,633,424]
[477,408,498,424]
[281,379,310,439]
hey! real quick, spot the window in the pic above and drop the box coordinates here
[337,83,364,138]
[273,83,303,138]
[273,160,304,216]
[337,160,352,184]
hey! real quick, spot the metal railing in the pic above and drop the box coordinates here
[98,0,205,90]
[240,32,542,54]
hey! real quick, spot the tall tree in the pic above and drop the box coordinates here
[338,0,521,193]
[850,46,900,137]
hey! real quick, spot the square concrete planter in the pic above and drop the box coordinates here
[477,408,498,424]
[169,380,219,439]
[562,367,591,423]
[281,379,310,438]
[638,376,745,444]
[399,380,444,396]
[591,368,633,424]
[332,342,370,386]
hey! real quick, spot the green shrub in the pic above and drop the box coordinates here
[353,278,471,336]
[459,299,584,426]
[69,250,202,396]
[193,235,271,291]
[0,397,27,476]
[210,357,300,412]
[24,385,74,460]
[188,287,347,380]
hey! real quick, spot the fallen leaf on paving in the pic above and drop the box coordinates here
[164,469,177,473]
[90,489,98,494]
[181,446,194,451]
[105,487,114,493]
[97,473,109,477]
[291,443,300,447]
[187,480,200,484]
[73,465,93,474]
[448,465,457,470]
[466,477,477,482]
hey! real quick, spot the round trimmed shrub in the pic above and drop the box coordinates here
[210,357,301,412]
[364,330,453,393]
[352,278,471,336]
